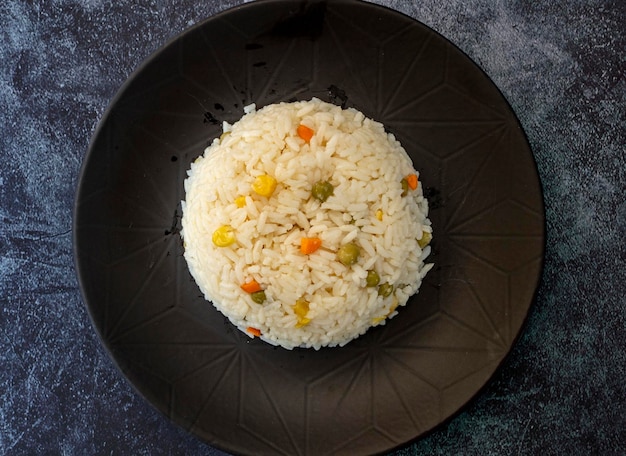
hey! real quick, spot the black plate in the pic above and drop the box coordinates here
[74,1,544,454]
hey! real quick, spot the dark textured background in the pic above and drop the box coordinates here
[1,0,624,454]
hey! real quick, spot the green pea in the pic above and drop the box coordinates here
[250,290,266,304]
[366,270,380,287]
[418,231,432,249]
[378,282,394,298]
[337,243,360,266]
[401,178,409,196]
[312,180,334,202]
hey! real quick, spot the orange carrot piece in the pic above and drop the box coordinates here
[297,124,314,142]
[300,237,322,254]
[246,327,261,337]
[406,173,418,190]
[241,279,262,294]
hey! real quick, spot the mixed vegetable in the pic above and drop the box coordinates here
[252,174,277,197]
[377,282,394,298]
[250,291,266,304]
[311,180,334,202]
[400,173,418,196]
[241,279,267,304]
[240,279,262,293]
[246,327,261,337]
[300,237,322,254]
[212,225,236,247]
[365,270,380,287]
[293,298,311,327]
[337,242,360,266]
[235,195,246,208]
[418,231,432,249]
[297,124,314,142]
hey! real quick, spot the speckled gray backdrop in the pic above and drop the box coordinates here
[1,0,624,454]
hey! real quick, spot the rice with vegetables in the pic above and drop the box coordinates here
[181,98,433,349]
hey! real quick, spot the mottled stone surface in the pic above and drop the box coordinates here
[1,0,623,454]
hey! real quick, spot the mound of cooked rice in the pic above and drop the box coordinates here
[181,98,432,349]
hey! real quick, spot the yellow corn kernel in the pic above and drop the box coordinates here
[375,209,383,221]
[294,298,309,317]
[294,298,310,327]
[212,225,236,247]
[417,231,432,248]
[387,297,399,316]
[373,297,399,325]
[295,317,311,328]
[235,196,246,208]
[252,174,277,197]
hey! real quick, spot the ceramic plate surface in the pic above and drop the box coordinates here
[74,1,545,454]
